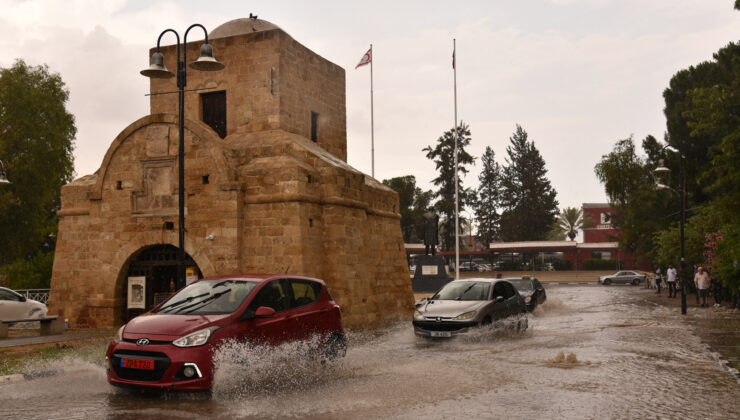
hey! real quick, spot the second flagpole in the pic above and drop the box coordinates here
[370,44,375,178]
[453,38,459,280]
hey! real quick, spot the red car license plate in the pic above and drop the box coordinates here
[121,358,154,370]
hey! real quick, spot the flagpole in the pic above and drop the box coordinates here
[453,38,459,280]
[370,44,375,178]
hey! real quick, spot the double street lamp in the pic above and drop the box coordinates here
[141,24,224,289]
[654,146,687,315]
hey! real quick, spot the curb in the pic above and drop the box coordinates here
[0,369,61,385]
[704,343,740,384]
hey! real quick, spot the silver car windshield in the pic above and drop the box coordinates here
[155,280,258,315]
[508,279,534,291]
[432,281,490,301]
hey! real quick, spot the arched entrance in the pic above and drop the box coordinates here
[122,245,201,322]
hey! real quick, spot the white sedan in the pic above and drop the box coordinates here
[0,287,48,321]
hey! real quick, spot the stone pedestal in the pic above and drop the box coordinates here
[411,255,452,293]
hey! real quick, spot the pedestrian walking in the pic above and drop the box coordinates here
[693,264,700,304]
[694,266,711,307]
[654,266,663,294]
[666,264,677,298]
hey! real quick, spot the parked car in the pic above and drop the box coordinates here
[459,262,478,272]
[598,271,646,286]
[106,274,346,391]
[412,278,528,338]
[508,277,547,312]
[477,263,492,272]
[0,287,48,322]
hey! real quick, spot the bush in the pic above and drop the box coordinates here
[1,252,55,289]
[582,259,623,270]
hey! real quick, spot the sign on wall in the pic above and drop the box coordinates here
[127,276,146,309]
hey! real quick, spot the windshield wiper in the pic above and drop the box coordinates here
[158,292,209,313]
[457,283,477,300]
[177,289,232,314]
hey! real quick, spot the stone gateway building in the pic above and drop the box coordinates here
[49,18,414,329]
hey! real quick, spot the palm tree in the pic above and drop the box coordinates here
[556,207,593,241]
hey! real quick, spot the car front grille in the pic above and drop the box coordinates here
[412,320,477,332]
[111,350,171,382]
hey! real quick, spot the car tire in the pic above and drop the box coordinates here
[481,316,492,326]
[517,316,528,333]
[323,333,347,361]
[603,278,611,285]
[631,278,640,286]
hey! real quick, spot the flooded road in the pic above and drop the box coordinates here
[2,284,739,419]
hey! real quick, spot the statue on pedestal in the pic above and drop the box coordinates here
[423,210,439,256]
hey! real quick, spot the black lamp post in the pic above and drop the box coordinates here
[655,148,687,315]
[141,24,224,289]
[0,160,10,185]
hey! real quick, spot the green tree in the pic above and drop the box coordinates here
[473,146,502,247]
[0,60,76,287]
[553,206,593,241]
[382,175,433,243]
[423,122,475,251]
[499,125,558,241]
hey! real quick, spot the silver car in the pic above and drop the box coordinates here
[598,270,646,286]
[412,278,528,338]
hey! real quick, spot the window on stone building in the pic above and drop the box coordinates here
[201,91,227,139]
[311,112,319,142]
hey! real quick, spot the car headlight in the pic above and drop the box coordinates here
[453,311,476,321]
[524,296,532,303]
[172,326,219,348]
[413,310,425,320]
[114,325,125,343]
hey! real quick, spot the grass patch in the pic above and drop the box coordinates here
[0,335,112,376]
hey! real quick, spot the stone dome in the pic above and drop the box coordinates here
[209,18,282,39]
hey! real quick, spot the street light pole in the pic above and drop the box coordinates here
[655,150,687,315]
[141,24,224,289]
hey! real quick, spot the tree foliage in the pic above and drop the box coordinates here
[0,60,75,287]
[553,206,593,241]
[498,125,558,241]
[382,175,433,243]
[473,146,502,246]
[423,122,475,251]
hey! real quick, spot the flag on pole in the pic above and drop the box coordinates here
[355,48,372,69]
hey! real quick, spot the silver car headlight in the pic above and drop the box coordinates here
[113,325,125,343]
[453,311,476,321]
[413,310,425,320]
[172,326,219,348]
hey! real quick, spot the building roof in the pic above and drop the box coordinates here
[582,203,611,209]
[490,241,577,250]
[209,17,282,39]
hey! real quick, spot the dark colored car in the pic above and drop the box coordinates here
[106,274,345,391]
[508,277,547,312]
[412,278,528,338]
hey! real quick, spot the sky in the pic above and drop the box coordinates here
[0,0,738,213]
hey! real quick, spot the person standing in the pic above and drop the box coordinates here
[654,266,663,294]
[694,266,711,307]
[693,264,700,304]
[666,264,677,298]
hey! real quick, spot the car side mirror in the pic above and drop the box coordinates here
[254,306,276,318]
[494,296,504,303]
[19,296,27,302]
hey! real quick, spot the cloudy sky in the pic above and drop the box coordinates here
[1,0,738,212]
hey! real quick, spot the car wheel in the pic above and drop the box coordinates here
[323,333,347,361]
[631,278,640,286]
[603,278,611,285]
[481,316,492,326]
[517,316,528,333]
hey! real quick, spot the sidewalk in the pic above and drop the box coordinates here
[0,331,111,348]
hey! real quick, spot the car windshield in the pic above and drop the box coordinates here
[431,281,490,301]
[155,280,258,315]
[508,279,534,291]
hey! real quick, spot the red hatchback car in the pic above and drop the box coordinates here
[106,274,346,391]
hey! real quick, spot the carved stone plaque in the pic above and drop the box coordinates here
[132,158,177,216]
